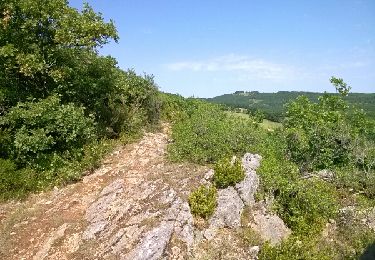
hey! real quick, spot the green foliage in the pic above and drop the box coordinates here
[254,132,338,235]
[256,154,337,235]
[108,70,161,135]
[207,91,375,122]
[259,216,375,260]
[0,95,96,169]
[168,100,261,164]
[275,178,338,235]
[213,157,245,188]
[284,89,371,171]
[77,138,116,173]
[257,158,297,195]
[0,0,118,107]
[330,76,351,97]
[0,134,117,201]
[0,0,162,200]
[335,216,375,259]
[259,236,337,260]
[188,185,217,219]
[159,93,191,122]
[248,109,265,123]
[0,159,36,200]
[334,166,375,199]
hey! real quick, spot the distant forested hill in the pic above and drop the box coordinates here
[206,91,375,122]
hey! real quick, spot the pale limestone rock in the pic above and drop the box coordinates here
[242,153,262,172]
[127,221,174,260]
[235,170,259,206]
[250,207,291,245]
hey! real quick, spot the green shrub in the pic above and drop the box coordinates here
[284,95,356,171]
[284,80,373,172]
[188,185,217,219]
[0,128,12,158]
[275,178,338,235]
[256,153,300,195]
[0,95,96,170]
[259,236,337,260]
[256,150,338,235]
[159,93,190,122]
[213,157,245,188]
[77,138,116,173]
[0,159,38,200]
[334,166,375,199]
[108,70,161,135]
[259,219,375,260]
[168,100,261,164]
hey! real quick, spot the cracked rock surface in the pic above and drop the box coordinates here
[0,127,289,260]
[193,153,290,259]
[0,125,207,260]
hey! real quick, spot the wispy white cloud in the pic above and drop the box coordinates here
[166,54,298,81]
[319,61,371,71]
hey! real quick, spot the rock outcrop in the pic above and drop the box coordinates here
[0,126,207,260]
[249,203,291,245]
[202,153,263,240]
[0,126,290,260]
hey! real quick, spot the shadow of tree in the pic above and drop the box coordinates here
[360,242,375,260]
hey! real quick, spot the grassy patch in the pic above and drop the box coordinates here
[260,119,282,130]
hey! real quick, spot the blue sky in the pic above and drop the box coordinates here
[70,0,375,97]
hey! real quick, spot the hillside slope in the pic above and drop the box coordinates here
[207,91,375,121]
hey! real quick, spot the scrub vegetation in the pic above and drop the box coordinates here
[0,0,161,200]
[165,78,375,259]
[1,1,374,258]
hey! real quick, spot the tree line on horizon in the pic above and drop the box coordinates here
[206,90,375,122]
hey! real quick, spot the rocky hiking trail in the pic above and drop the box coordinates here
[0,125,290,260]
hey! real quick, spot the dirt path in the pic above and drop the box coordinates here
[0,125,209,260]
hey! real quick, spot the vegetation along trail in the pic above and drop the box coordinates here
[0,124,209,259]
[1,0,375,259]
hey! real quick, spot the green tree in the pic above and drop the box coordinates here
[330,76,351,97]
[284,77,370,171]
[0,0,162,199]
[0,0,118,112]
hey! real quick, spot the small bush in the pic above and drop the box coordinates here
[333,166,375,199]
[188,185,217,219]
[256,153,300,195]
[213,157,245,188]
